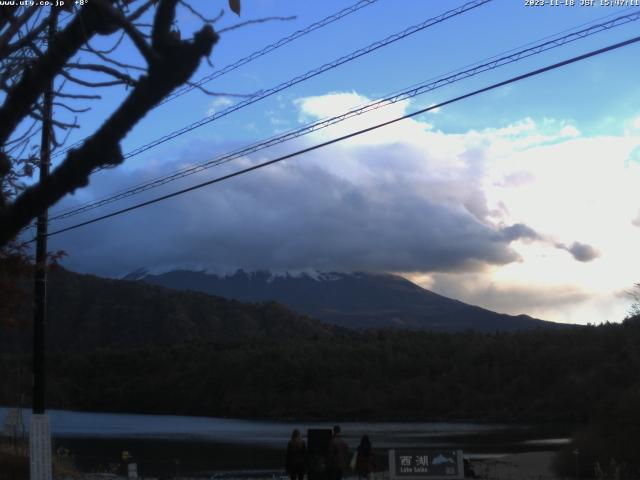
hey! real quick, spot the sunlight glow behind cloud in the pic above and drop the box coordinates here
[56,91,640,325]
[296,91,640,324]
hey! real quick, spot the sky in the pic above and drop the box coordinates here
[33,0,640,325]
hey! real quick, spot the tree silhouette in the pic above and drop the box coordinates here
[0,0,238,247]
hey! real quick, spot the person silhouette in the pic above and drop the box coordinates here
[326,425,349,480]
[355,435,374,480]
[286,428,307,480]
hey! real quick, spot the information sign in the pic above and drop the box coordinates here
[389,449,464,480]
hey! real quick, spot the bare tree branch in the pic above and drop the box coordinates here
[0,1,219,245]
[186,81,254,98]
[132,23,153,30]
[0,6,38,58]
[52,102,91,114]
[7,139,33,161]
[218,16,296,34]
[84,30,126,55]
[28,111,79,130]
[179,2,224,24]
[98,2,158,64]
[126,0,156,23]
[0,12,47,59]
[4,119,39,147]
[0,7,17,33]
[152,0,179,50]
[0,1,116,145]
[66,62,138,86]
[60,69,129,88]
[54,91,102,100]
[81,45,147,71]
[53,123,74,149]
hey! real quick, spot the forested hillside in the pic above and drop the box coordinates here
[2,318,639,424]
[3,267,640,476]
[0,268,336,353]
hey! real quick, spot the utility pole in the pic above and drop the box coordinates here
[31,7,57,480]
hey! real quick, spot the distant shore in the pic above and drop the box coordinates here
[61,452,560,480]
[474,451,559,480]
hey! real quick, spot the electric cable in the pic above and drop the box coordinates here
[162,0,381,105]
[48,10,640,223]
[41,33,640,239]
[50,0,382,159]
[50,0,493,162]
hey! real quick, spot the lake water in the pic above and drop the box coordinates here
[0,407,570,477]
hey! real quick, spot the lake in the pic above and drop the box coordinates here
[0,407,570,477]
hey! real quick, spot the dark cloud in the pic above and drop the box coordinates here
[47,139,533,278]
[500,223,541,242]
[556,241,600,263]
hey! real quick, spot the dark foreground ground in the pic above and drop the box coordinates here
[54,428,568,478]
[56,438,284,477]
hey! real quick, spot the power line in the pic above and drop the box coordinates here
[51,0,381,159]
[51,0,492,163]
[42,33,640,239]
[161,0,380,105]
[48,10,640,223]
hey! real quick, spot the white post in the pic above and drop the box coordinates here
[29,414,52,480]
[31,7,57,480]
[128,463,139,479]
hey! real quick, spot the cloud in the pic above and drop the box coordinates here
[559,125,580,138]
[495,171,534,188]
[500,223,541,242]
[412,271,591,314]
[295,91,368,120]
[407,270,631,324]
[51,92,530,277]
[427,104,441,114]
[556,241,600,263]
[51,149,525,277]
[294,91,432,145]
[47,91,640,325]
[206,97,234,116]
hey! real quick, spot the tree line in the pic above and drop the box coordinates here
[2,317,640,423]
[4,317,640,476]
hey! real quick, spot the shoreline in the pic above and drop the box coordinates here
[63,451,561,480]
[0,444,562,480]
[473,451,559,480]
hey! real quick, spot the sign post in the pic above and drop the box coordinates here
[29,415,52,480]
[128,463,138,480]
[31,8,57,480]
[389,449,464,480]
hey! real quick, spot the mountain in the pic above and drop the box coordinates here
[0,268,335,353]
[136,269,558,332]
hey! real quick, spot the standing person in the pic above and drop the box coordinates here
[355,435,374,480]
[327,425,349,480]
[286,428,307,480]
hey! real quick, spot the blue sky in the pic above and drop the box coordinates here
[56,0,640,153]
[42,0,640,325]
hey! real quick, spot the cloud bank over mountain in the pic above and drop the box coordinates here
[50,92,640,324]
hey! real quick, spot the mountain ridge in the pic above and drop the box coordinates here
[136,268,560,332]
